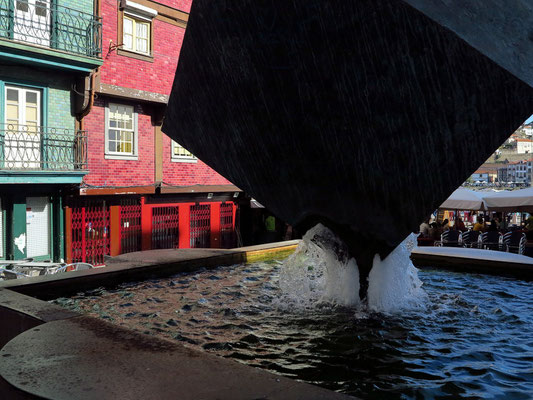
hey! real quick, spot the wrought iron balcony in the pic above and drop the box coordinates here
[0,124,88,172]
[0,1,102,58]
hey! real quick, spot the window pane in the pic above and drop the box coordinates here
[35,1,48,17]
[26,106,38,122]
[26,91,38,105]
[136,38,148,53]
[136,22,148,39]
[123,17,134,50]
[122,131,132,142]
[16,1,28,12]
[124,33,133,50]
[6,89,18,102]
[123,17,133,35]
[7,104,18,122]
[109,129,117,141]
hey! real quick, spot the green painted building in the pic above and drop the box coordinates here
[0,0,102,261]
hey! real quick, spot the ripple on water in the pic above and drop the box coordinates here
[52,264,533,399]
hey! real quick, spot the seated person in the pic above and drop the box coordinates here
[419,218,431,237]
[429,222,440,240]
[455,217,467,232]
[473,216,484,232]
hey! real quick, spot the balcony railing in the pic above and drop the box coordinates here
[0,124,88,172]
[0,1,102,58]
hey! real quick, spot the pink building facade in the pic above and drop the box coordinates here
[66,0,242,264]
[83,0,230,188]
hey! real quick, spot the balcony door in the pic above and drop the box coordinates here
[14,0,51,47]
[4,85,42,169]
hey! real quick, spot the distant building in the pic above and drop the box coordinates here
[497,167,508,183]
[515,138,533,154]
[498,160,532,185]
[522,124,533,137]
[470,171,490,184]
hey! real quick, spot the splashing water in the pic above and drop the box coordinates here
[279,224,427,312]
[278,223,360,308]
[367,233,428,313]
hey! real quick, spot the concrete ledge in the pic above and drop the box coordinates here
[411,246,533,279]
[0,241,300,301]
[0,289,78,348]
[0,316,353,400]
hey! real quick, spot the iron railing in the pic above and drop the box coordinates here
[0,0,102,58]
[0,124,88,171]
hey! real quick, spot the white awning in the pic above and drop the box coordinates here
[483,187,533,212]
[439,188,486,211]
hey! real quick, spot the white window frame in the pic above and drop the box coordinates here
[171,140,197,163]
[105,103,139,160]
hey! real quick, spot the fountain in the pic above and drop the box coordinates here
[162,0,533,296]
[2,1,533,398]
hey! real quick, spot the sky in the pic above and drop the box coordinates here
[526,114,533,124]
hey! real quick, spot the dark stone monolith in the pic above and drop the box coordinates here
[162,0,533,298]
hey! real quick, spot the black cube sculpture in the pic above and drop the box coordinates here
[163,0,533,296]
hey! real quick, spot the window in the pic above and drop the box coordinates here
[123,15,150,55]
[119,1,157,59]
[4,85,42,169]
[14,0,51,47]
[105,103,138,160]
[171,140,197,163]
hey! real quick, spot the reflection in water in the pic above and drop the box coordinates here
[54,258,533,399]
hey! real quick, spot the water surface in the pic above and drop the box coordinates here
[54,261,533,399]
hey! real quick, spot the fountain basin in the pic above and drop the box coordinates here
[2,241,533,398]
[0,242,352,400]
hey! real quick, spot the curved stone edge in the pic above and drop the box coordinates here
[0,315,355,400]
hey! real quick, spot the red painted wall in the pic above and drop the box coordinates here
[83,0,232,188]
[100,0,185,96]
[84,98,155,186]
[162,0,192,13]
[162,133,232,185]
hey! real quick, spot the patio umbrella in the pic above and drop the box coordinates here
[483,187,533,212]
[439,188,486,211]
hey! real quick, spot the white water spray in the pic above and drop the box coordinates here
[367,233,427,313]
[279,224,427,313]
[278,224,360,308]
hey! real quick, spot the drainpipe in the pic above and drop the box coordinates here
[77,0,101,129]
[77,72,97,123]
